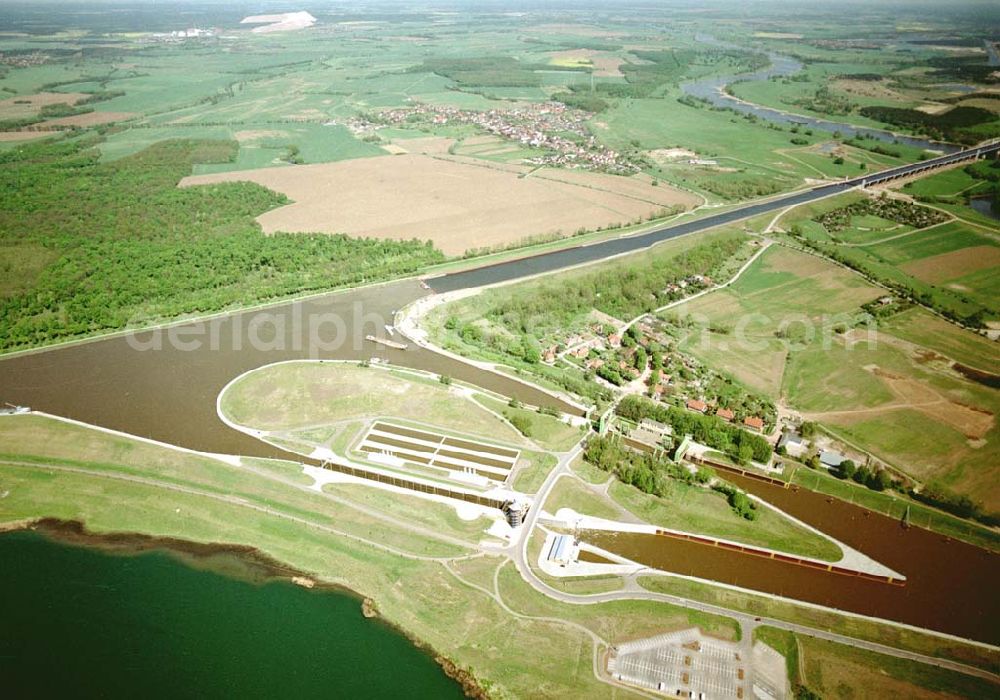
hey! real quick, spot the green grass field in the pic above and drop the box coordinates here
[544,471,843,561]
[219,362,531,448]
[674,244,1000,513]
[901,168,993,200]
[676,245,879,396]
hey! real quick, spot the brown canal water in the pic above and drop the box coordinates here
[0,279,574,459]
[585,472,1000,645]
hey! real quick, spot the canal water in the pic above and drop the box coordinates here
[0,528,465,698]
[584,471,1000,645]
[0,278,576,460]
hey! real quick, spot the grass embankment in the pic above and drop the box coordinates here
[500,559,740,643]
[0,416,473,557]
[220,361,529,447]
[0,413,745,697]
[757,625,1000,699]
[544,473,843,562]
[473,395,584,452]
[641,577,999,675]
[511,451,557,494]
[321,483,494,544]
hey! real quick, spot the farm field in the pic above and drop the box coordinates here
[180,153,699,255]
[675,245,880,396]
[674,245,999,510]
[899,167,994,201]
[779,190,1000,324]
[2,5,1000,698]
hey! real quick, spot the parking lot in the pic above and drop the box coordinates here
[608,628,745,698]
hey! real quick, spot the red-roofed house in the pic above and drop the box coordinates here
[686,399,708,414]
[716,408,734,422]
[743,416,764,432]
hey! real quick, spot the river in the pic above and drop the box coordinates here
[0,527,465,698]
[681,35,960,154]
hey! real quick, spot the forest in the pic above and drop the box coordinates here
[0,137,444,351]
[858,105,999,145]
[476,235,744,343]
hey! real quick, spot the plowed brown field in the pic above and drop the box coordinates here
[180,154,700,255]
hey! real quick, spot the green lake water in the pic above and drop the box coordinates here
[0,530,465,698]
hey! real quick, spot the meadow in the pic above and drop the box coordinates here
[674,245,999,512]
[783,190,1000,326]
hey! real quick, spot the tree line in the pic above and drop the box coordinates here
[616,395,773,464]
[584,434,757,520]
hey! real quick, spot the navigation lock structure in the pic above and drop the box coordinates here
[1,2,999,699]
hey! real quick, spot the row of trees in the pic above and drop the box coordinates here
[584,434,712,496]
[858,105,998,145]
[827,458,893,492]
[584,434,758,520]
[480,235,744,341]
[616,395,773,464]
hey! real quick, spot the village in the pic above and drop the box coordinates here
[346,100,641,173]
[527,285,897,488]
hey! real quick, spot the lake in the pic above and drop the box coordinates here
[0,527,465,698]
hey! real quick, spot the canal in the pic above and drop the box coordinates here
[2,263,998,644]
[584,472,1000,645]
[0,278,576,460]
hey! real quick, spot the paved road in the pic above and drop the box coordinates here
[430,141,1000,293]
[508,444,1000,686]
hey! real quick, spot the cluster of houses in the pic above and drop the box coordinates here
[146,27,223,42]
[373,102,639,173]
[540,311,774,433]
[684,398,766,433]
[0,52,50,68]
